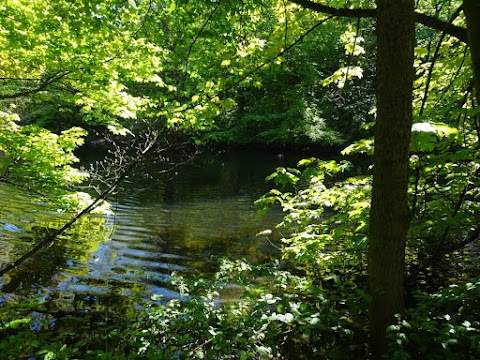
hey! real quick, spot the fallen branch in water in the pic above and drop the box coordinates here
[0,131,160,277]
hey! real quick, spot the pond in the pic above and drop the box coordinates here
[0,148,318,304]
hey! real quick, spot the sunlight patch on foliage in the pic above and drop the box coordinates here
[0,111,90,209]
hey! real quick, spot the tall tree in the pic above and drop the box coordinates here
[463,0,480,105]
[286,0,478,355]
[368,0,415,357]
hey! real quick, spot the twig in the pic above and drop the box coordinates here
[419,6,463,116]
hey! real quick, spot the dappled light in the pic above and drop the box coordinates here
[1,0,479,359]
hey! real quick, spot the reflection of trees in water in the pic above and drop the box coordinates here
[1,149,305,303]
[154,220,283,274]
[2,240,78,293]
[1,217,110,294]
[149,149,300,203]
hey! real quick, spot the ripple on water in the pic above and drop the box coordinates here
[1,149,293,302]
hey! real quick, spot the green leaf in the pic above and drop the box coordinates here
[256,346,271,357]
[414,46,429,58]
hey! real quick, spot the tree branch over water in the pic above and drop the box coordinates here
[0,132,160,277]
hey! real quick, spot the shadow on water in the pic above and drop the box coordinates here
[0,148,327,305]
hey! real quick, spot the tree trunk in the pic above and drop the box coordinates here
[464,0,480,105]
[368,0,415,358]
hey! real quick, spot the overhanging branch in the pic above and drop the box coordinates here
[289,0,468,44]
[290,0,375,18]
[415,12,468,43]
[0,131,160,277]
[0,71,71,100]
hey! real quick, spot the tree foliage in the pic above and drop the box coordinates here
[1,0,480,359]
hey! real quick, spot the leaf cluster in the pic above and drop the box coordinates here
[0,110,92,208]
[256,158,369,275]
[388,278,480,359]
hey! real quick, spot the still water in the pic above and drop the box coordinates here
[0,149,308,302]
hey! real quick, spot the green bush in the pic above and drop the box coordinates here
[388,279,480,360]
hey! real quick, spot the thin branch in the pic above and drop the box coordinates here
[227,15,335,91]
[265,236,283,252]
[445,223,480,253]
[419,6,463,115]
[168,15,334,121]
[182,1,222,90]
[133,0,155,38]
[415,12,467,44]
[0,71,71,100]
[409,166,480,281]
[432,47,468,111]
[343,17,361,86]
[282,0,288,50]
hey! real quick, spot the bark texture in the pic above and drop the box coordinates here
[464,0,480,104]
[368,0,414,358]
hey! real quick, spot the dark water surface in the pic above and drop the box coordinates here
[0,149,311,302]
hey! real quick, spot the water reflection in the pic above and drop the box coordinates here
[0,149,304,301]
